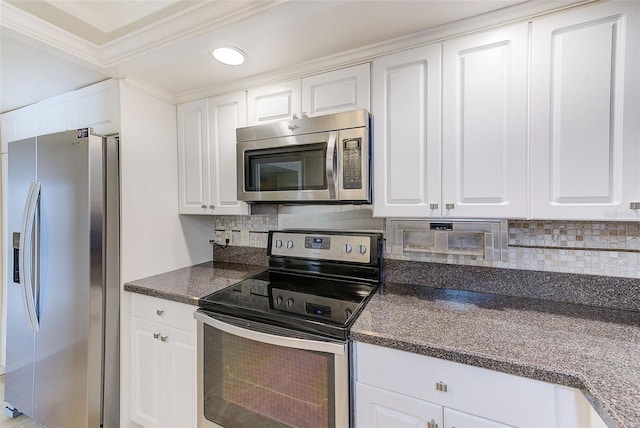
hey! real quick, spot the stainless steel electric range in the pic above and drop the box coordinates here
[195,230,382,428]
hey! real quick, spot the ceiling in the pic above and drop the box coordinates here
[0,0,579,113]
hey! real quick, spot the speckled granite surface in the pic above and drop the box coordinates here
[351,282,640,428]
[124,261,266,305]
[383,259,640,311]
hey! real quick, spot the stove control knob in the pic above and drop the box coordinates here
[275,239,283,248]
[275,296,283,306]
[343,243,352,254]
[358,244,367,255]
[286,240,294,249]
[287,298,295,308]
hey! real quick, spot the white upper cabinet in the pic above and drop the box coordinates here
[301,63,370,117]
[530,1,640,220]
[372,44,442,218]
[373,22,527,219]
[177,99,210,214]
[177,93,249,215]
[207,92,249,215]
[442,22,529,218]
[75,79,120,136]
[247,64,370,124]
[247,79,301,125]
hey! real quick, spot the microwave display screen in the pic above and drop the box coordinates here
[245,144,327,192]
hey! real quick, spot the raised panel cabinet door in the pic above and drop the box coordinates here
[372,44,442,218]
[441,22,528,219]
[208,92,249,215]
[301,63,371,117]
[247,79,301,124]
[177,99,211,214]
[530,1,640,220]
[356,383,443,428]
[130,317,164,428]
[443,408,511,428]
[162,325,197,428]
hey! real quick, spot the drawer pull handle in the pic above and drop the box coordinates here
[429,203,439,210]
[427,419,439,428]
[201,204,207,209]
[156,309,164,316]
[160,335,168,342]
[445,203,455,210]
[153,333,160,339]
[436,381,448,392]
[631,202,640,210]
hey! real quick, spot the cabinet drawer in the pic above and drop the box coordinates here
[130,293,197,333]
[355,342,556,427]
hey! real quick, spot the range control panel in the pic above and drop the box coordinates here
[269,231,375,264]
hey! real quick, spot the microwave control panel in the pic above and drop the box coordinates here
[342,138,362,189]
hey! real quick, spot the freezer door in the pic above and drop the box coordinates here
[5,137,37,418]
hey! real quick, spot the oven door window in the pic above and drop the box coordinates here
[203,324,336,428]
[245,143,327,192]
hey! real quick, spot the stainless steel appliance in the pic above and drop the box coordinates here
[196,230,382,428]
[236,109,371,203]
[4,129,120,428]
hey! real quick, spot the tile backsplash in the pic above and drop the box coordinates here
[213,207,640,279]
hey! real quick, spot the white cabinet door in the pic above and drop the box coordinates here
[130,317,164,428]
[530,1,640,220]
[177,99,211,214]
[208,92,249,215]
[356,383,443,428]
[247,79,301,124]
[442,22,528,218]
[301,63,370,117]
[162,325,197,428]
[443,408,511,428]
[372,44,442,218]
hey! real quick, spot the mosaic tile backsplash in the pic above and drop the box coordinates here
[212,212,640,279]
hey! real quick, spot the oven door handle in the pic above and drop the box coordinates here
[194,311,346,355]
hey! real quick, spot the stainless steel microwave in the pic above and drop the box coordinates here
[236,109,371,203]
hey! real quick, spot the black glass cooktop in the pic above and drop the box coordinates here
[199,270,377,340]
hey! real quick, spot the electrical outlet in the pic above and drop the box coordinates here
[240,229,250,246]
[225,229,233,244]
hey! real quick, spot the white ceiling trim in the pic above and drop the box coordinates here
[50,0,181,33]
[0,2,103,66]
[99,0,287,68]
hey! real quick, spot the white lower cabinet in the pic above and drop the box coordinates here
[130,294,197,428]
[354,342,606,428]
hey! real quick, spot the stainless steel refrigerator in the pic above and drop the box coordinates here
[4,129,120,428]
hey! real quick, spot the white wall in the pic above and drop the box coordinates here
[119,79,212,283]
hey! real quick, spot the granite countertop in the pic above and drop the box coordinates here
[351,282,640,428]
[124,261,266,305]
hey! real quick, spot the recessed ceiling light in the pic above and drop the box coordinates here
[212,46,246,66]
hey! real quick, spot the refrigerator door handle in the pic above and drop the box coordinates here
[18,181,41,332]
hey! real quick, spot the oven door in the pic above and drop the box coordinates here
[195,310,349,428]
[237,131,338,202]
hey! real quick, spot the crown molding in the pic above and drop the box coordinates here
[174,0,595,104]
[119,76,178,105]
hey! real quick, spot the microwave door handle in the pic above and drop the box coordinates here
[326,132,338,199]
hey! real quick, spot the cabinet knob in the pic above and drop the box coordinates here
[156,309,164,316]
[427,420,439,428]
[429,203,439,210]
[153,333,160,339]
[445,203,455,210]
[292,113,299,120]
[209,204,215,209]
[201,204,207,209]
[631,202,640,210]
[301,112,308,118]
[436,381,448,392]
[160,335,168,342]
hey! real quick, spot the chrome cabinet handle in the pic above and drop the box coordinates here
[429,203,439,210]
[631,202,640,210]
[445,203,455,210]
[156,309,164,316]
[436,381,448,392]
[153,333,160,339]
[160,335,168,342]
